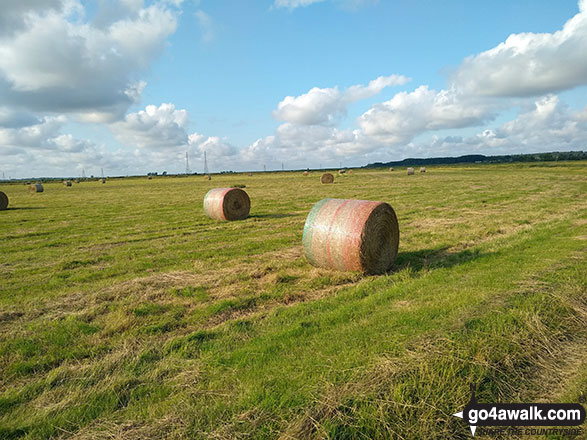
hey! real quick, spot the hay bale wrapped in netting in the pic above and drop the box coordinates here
[303,171,309,176]
[0,191,8,210]
[63,180,72,186]
[303,198,399,274]
[420,167,426,173]
[29,183,44,193]
[407,167,415,175]
[204,187,250,221]
[320,173,334,184]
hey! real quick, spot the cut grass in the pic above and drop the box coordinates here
[0,163,586,439]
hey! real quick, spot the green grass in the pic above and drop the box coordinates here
[0,163,586,439]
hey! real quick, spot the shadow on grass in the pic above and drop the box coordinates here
[249,213,298,219]
[395,246,486,272]
[4,207,46,210]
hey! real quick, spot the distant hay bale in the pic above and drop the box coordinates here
[206,175,211,181]
[320,173,334,184]
[74,179,80,184]
[148,176,153,180]
[303,171,309,176]
[204,187,250,221]
[407,167,415,175]
[420,167,426,173]
[303,198,399,275]
[389,167,394,172]
[0,191,8,210]
[100,178,106,183]
[348,170,353,174]
[248,173,253,176]
[29,183,44,193]
[63,180,72,186]
[339,169,346,174]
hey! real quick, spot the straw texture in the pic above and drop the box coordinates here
[29,184,44,193]
[0,191,8,210]
[407,167,415,175]
[204,187,250,221]
[303,198,400,274]
[321,173,334,184]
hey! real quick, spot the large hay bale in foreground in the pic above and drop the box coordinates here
[303,198,399,274]
[0,191,8,210]
[320,173,334,184]
[63,180,72,186]
[420,167,426,173]
[407,167,415,175]
[29,183,44,193]
[204,187,250,221]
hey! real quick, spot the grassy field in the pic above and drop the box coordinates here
[0,163,586,439]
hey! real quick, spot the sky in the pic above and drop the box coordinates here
[1,0,586,178]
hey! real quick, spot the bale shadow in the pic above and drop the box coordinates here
[4,207,46,211]
[249,213,298,219]
[394,246,486,272]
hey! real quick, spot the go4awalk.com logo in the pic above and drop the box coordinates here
[453,385,586,437]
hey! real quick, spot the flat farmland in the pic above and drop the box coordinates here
[0,163,586,439]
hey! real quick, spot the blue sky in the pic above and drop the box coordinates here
[1,0,586,177]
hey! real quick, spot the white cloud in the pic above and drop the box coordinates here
[273,0,377,10]
[273,74,409,125]
[452,1,587,97]
[195,9,215,42]
[0,0,179,121]
[357,85,499,145]
[413,95,587,156]
[111,103,189,149]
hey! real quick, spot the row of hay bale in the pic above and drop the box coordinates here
[397,167,426,174]
[203,187,399,274]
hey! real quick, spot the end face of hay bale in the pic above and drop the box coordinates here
[320,173,334,184]
[303,198,399,275]
[29,183,44,193]
[420,167,426,173]
[204,187,251,221]
[407,167,415,175]
[0,191,8,210]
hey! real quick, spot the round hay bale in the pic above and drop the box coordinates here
[338,169,346,174]
[204,187,250,221]
[420,167,426,173]
[389,167,394,172]
[63,180,72,186]
[148,176,153,180]
[303,171,309,176]
[303,198,399,275]
[348,170,353,174]
[407,167,415,175]
[320,173,334,184]
[29,183,44,193]
[248,173,253,177]
[74,179,80,184]
[100,178,106,184]
[206,175,211,181]
[0,191,8,210]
